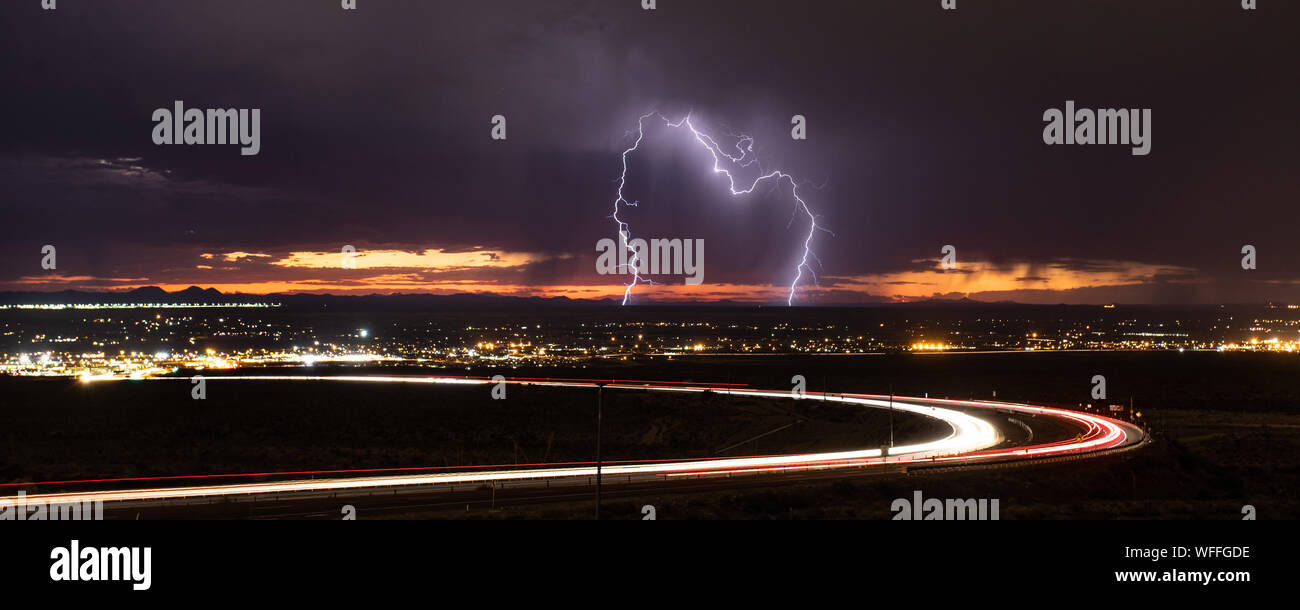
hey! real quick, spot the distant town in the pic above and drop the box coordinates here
[3,291,1300,379]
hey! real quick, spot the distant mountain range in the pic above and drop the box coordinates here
[0,286,1005,310]
[0,286,622,310]
[3,285,227,304]
[0,286,1263,310]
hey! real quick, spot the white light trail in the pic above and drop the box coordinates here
[6,377,1143,509]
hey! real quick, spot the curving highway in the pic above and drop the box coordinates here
[0,375,1146,512]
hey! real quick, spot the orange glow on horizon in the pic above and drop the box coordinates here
[2,257,1206,304]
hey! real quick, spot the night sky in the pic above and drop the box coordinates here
[2,0,1297,304]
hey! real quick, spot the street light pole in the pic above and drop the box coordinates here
[595,381,606,520]
[888,384,895,449]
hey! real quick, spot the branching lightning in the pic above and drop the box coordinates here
[611,111,832,306]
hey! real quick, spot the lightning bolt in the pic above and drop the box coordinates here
[611,111,832,306]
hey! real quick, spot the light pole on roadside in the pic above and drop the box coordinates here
[595,381,607,520]
[888,384,895,449]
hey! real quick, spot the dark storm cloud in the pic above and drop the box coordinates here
[2,0,1298,302]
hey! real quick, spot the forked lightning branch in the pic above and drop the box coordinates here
[607,112,831,305]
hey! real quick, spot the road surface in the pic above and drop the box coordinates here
[0,375,1146,515]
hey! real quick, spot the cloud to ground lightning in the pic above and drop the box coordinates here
[610,112,832,305]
